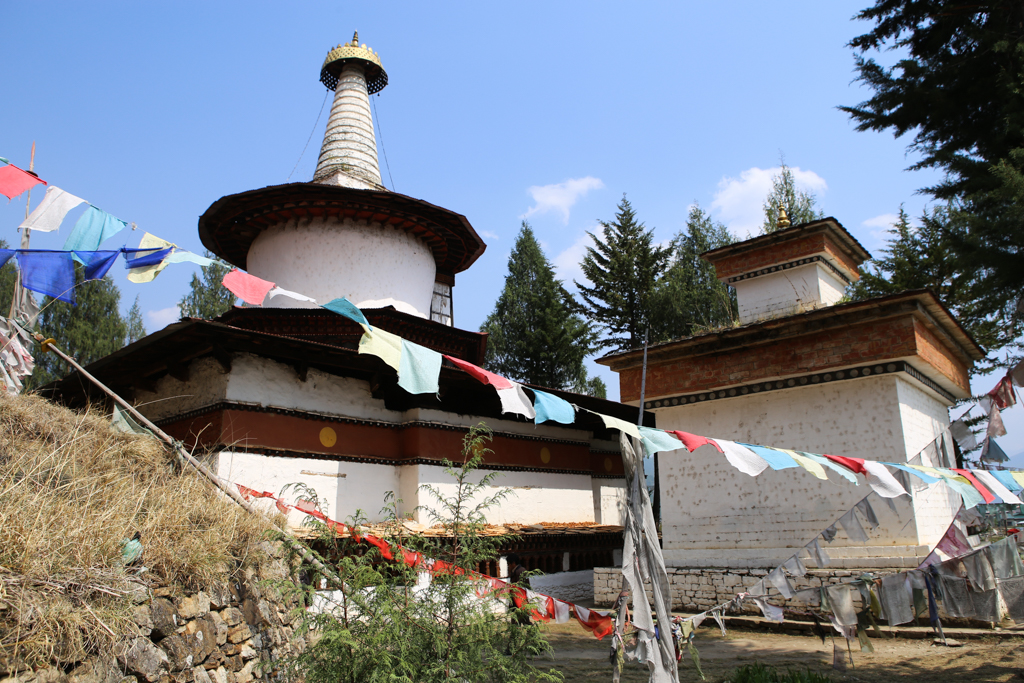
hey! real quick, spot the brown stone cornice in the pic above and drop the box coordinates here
[599,291,983,403]
[599,291,982,371]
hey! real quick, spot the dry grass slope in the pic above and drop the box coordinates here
[0,393,276,671]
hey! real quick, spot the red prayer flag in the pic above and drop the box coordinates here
[573,605,614,639]
[666,430,724,453]
[443,354,513,390]
[988,376,1017,410]
[823,454,867,475]
[953,468,997,504]
[0,164,45,200]
[222,268,275,306]
[236,484,274,500]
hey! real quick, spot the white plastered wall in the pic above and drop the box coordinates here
[247,216,436,318]
[733,263,848,325]
[652,373,955,568]
[895,377,962,545]
[140,353,625,526]
[401,465,598,525]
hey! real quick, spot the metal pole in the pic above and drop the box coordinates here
[33,333,345,587]
[636,330,648,427]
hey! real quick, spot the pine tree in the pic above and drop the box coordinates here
[848,205,1013,374]
[761,162,824,233]
[178,252,235,319]
[29,268,126,387]
[481,223,596,391]
[576,195,670,353]
[651,204,737,341]
[125,295,147,345]
[0,240,17,313]
[843,1,1024,361]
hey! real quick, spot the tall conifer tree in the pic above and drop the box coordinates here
[179,252,235,319]
[125,295,147,345]
[651,204,737,341]
[576,196,670,352]
[761,162,824,234]
[481,223,596,391]
[30,268,127,387]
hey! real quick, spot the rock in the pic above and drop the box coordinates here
[234,662,256,683]
[161,635,198,671]
[227,624,251,644]
[220,608,244,627]
[151,598,180,639]
[153,587,175,598]
[191,668,212,683]
[128,585,151,604]
[224,656,243,673]
[935,637,963,647]
[177,593,211,620]
[134,605,155,635]
[207,611,228,646]
[202,650,225,672]
[238,645,256,662]
[211,669,228,683]
[191,618,217,662]
[117,637,170,682]
[207,583,231,610]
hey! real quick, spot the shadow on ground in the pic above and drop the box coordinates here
[535,622,1024,682]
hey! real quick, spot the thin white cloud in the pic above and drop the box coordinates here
[862,213,900,230]
[523,177,604,224]
[710,166,827,237]
[552,231,595,290]
[146,306,180,330]
[478,230,500,241]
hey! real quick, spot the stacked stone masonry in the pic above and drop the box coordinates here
[1,561,303,683]
[595,566,901,614]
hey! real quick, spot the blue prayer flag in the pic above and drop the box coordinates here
[882,462,940,484]
[323,297,371,329]
[18,251,76,303]
[639,426,685,456]
[738,443,801,471]
[397,340,442,395]
[0,249,15,269]
[533,390,575,425]
[124,247,173,269]
[64,206,127,251]
[73,251,121,281]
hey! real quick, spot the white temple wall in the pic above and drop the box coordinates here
[653,374,938,568]
[225,354,400,422]
[134,356,230,422]
[733,263,847,324]
[247,216,436,318]
[216,450,400,526]
[894,376,961,546]
[592,478,627,525]
[402,464,597,526]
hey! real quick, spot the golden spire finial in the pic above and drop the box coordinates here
[777,206,791,229]
[352,31,359,46]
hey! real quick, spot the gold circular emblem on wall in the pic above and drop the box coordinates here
[604,457,613,472]
[319,427,337,448]
[540,447,551,464]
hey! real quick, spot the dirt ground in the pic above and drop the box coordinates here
[533,621,1024,682]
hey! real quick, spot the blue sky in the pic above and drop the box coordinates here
[2,1,1021,461]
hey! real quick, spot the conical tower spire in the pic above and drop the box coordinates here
[313,33,388,189]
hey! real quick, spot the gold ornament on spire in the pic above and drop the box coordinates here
[777,207,791,230]
[320,31,388,93]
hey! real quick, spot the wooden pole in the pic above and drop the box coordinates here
[33,333,346,587]
[10,142,36,321]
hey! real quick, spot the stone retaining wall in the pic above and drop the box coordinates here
[2,554,303,683]
[528,570,594,604]
[594,566,902,612]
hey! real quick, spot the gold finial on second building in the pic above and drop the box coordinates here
[352,31,358,45]
[777,206,791,229]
